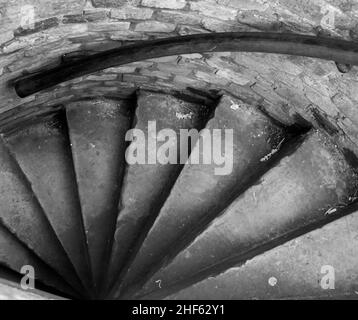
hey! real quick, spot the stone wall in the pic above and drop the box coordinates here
[1,0,358,153]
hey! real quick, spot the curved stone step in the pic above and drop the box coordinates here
[0,276,66,300]
[106,90,214,293]
[0,136,83,292]
[132,130,358,299]
[166,206,358,300]
[0,223,78,298]
[3,115,92,292]
[66,98,133,294]
[117,94,291,296]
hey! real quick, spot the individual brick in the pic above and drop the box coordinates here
[134,21,176,32]
[190,1,238,20]
[110,6,153,20]
[141,0,186,9]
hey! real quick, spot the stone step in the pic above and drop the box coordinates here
[166,206,358,300]
[4,115,92,293]
[0,223,78,298]
[0,136,84,293]
[106,90,213,293]
[0,276,66,300]
[117,94,291,297]
[132,130,358,299]
[66,98,133,295]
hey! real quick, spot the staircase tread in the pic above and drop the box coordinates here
[66,98,133,293]
[134,130,358,299]
[4,115,92,292]
[106,90,212,293]
[119,94,289,296]
[0,223,78,297]
[0,136,84,292]
[166,206,358,300]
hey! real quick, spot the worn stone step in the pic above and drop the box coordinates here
[106,90,213,293]
[0,276,66,300]
[4,115,92,292]
[166,205,358,300]
[0,223,78,298]
[117,94,290,296]
[66,98,133,294]
[132,130,358,299]
[0,136,83,293]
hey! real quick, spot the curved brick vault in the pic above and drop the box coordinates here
[1,0,358,154]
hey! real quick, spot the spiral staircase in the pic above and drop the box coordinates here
[1,31,358,299]
[0,86,357,300]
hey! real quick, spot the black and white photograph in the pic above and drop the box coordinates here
[0,0,357,307]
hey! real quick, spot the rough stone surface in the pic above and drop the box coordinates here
[218,0,269,11]
[88,21,131,31]
[168,209,358,299]
[134,21,176,32]
[92,0,128,8]
[0,279,63,300]
[190,1,238,20]
[0,31,14,46]
[135,130,358,299]
[0,136,83,292]
[0,0,357,159]
[0,223,76,296]
[110,6,153,19]
[66,99,132,294]
[118,94,288,297]
[105,91,211,295]
[4,117,93,293]
[142,0,187,9]
[155,10,202,25]
[202,17,250,32]
[14,17,59,36]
